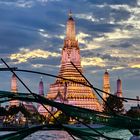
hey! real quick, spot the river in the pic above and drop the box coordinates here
[0,129,133,140]
[0,129,132,140]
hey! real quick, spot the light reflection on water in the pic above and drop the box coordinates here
[23,130,132,140]
[0,130,132,140]
[105,129,131,140]
[24,130,75,140]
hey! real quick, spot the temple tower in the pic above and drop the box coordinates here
[47,11,101,111]
[103,70,111,100]
[39,77,44,96]
[38,77,44,109]
[10,74,19,106]
[115,78,122,97]
[38,78,49,116]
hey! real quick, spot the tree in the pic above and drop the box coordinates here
[7,105,31,117]
[51,111,70,124]
[32,112,47,124]
[0,107,7,116]
[8,105,19,115]
[103,95,124,114]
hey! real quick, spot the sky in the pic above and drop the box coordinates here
[0,0,139,107]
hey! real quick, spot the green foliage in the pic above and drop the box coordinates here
[103,95,124,114]
[2,104,48,124]
[52,112,70,124]
[8,105,19,115]
[0,107,7,116]
[32,112,47,124]
[7,105,31,117]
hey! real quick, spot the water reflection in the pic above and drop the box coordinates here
[0,130,132,140]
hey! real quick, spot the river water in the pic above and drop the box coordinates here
[0,129,133,140]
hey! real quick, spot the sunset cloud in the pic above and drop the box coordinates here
[75,13,99,22]
[0,0,139,98]
[77,32,90,44]
[130,64,140,68]
[81,57,106,67]
[10,48,60,63]
[111,66,125,70]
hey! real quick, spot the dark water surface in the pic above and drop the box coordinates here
[0,130,132,140]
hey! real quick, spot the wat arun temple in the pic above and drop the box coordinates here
[47,12,101,111]
[10,12,123,116]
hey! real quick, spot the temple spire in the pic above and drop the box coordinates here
[10,74,19,106]
[11,74,18,93]
[115,78,122,97]
[103,70,111,101]
[68,10,72,18]
[39,76,44,96]
[66,10,76,40]
[47,11,101,112]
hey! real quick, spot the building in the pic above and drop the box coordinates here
[10,74,37,113]
[38,77,49,117]
[39,77,44,96]
[115,78,123,97]
[103,70,111,101]
[10,74,19,106]
[47,11,101,111]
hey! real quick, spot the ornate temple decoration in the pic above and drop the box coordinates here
[47,12,101,111]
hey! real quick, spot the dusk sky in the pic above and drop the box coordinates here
[0,0,139,107]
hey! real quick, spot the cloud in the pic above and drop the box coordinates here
[37,0,62,2]
[130,64,140,69]
[32,64,45,68]
[110,42,132,48]
[92,29,131,42]
[79,28,131,51]
[86,0,137,6]
[80,39,102,50]
[104,29,130,40]
[38,29,50,38]
[10,48,60,63]
[105,48,139,59]
[0,0,34,8]
[113,6,140,30]
[75,13,99,23]
[81,57,106,67]
[77,32,90,44]
[38,28,65,40]
[111,66,125,71]
[16,0,34,8]
[0,0,62,10]
[0,0,139,99]
[31,63,60,68]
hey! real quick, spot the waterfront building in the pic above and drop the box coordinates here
[103,70,111,101]
[115,78,123,97]
[22,102,37,114]
[47,11,101,111]
[10,74,19,106]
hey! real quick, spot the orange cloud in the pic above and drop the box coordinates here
[10,48,60,63]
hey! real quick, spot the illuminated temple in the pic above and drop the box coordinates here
[103,70,111,101]
[47,12,101,111]
[10,74,37,113]
[10,74,19,106]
